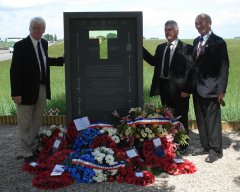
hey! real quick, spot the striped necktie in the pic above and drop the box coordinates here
[197,37,204,58]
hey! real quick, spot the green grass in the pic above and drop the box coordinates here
[1,39,240,121]
[0,59,14,115]
[143,39,240,121]
[0,43,66,115]
[44,43,66,115]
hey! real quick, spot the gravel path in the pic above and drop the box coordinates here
[0,125,240,192]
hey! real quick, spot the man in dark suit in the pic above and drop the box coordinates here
[193,13,229,163]
[10,17,64,163]
[143,20,193,152]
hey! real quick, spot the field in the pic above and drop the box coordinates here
[0,39,239,121]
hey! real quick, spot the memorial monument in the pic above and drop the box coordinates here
[64,12,143,123]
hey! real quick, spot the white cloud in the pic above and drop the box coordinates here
[0,0,53,9]
[0,0,240,39]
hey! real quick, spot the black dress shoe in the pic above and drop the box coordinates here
[178,147,188,155]
[24,156,36,163]
[192,148,209,156]
[178,142,189,154]
[205,149,223,163]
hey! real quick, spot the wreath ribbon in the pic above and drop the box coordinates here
[72,159,125,170]
[88,123,114,128]
[127,118,181,126]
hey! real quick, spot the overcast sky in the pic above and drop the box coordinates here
[0,0,240,40]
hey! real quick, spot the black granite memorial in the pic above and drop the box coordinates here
[64,12,143,123]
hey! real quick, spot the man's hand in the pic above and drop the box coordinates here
[181,92,190,98]
[12,96,22,104]
[218,92,225,106]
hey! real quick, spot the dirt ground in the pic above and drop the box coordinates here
[0,125,240,192]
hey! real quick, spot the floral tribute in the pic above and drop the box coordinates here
[114,104,189,149]
[64,126,124,183]
[114,104,196,175]
[21,104,196,190]
[22,125,74,189]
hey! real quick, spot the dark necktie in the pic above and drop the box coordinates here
[163,44,171,78]
[197,37,204,58]
[37,41,46,84]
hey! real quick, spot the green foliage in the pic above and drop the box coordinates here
[54,34,57,41]
[0,41,14,49]
[149,167,164,175]
[100,40,107,59]
[106,33,117,39]
[96,35,106,41]
[0,59,12,115]
[174,130,189,146]
[43,34,55,42]
[1,39,240,121]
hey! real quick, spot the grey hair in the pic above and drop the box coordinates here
[29,17,46,29]
[196,13,212,24]
[165,20,179,31]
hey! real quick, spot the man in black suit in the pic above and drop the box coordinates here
[193,13,229,163]
[143,20,193,152]
[10,17,64,163]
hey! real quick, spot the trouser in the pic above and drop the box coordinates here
[193,92,222,152]
[16,85,46,157]
[159,79,190,134]
[160,94,189,134]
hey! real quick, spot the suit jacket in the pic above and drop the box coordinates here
[10,36,64,105]
[193,33,229,98]
[143,40,193,98]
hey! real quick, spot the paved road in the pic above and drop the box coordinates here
[0,43,56,62]
[0,50,12,61]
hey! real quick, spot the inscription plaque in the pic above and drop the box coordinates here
[64,12,143,123]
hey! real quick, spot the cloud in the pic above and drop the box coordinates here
[0,0,240,39]
[0,0,59,9]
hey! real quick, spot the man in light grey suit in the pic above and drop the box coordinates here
[192,13,229,163]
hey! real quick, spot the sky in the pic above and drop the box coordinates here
[0,0,240,40]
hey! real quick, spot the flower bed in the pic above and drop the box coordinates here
[21,104,196,190]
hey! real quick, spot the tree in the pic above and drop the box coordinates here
[96,35,106,41]
[106,33,117,39]
[43,34,54,42]
[43,34,49,41]
[54,34,57,41]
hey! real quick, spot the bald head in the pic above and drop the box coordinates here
[195,13,212,36]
